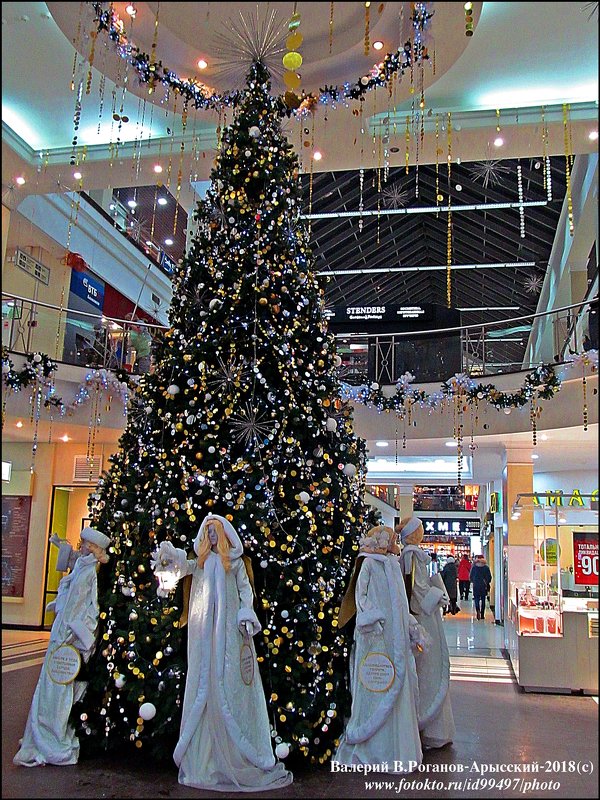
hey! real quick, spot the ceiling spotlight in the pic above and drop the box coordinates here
[15,176,26,185]
[313,151,322,161]
[534,161,541,169]
[73,171,82,180]
[164,238,174,246]
[540,433,548,441]
[445,440,458,447]
[375,441,389,447]
[16,420,24,428]
[464,1,473,9]
[455,184,462,191]
[589,130,599,141]
[153,164,163,173]
[125,4,136,16]
[493,136,504,147]
[109,203,116,210]
[145,240,152,246]
[157,197,168,206]
[61,434,70,442]
[127,199,137,209]
[558,515,567,524]
[197,58,208,70]
[531,453,539,459]
[373,40,384,51]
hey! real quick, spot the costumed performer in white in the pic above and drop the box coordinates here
[151,514,292,793]
[396,517,455,749]
[334,525,423,772]
[14,526,111,767]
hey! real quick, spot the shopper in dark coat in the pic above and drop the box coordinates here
[441,557,459,615]
[471,555,492,620]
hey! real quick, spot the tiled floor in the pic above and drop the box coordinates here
[2,618,597,799]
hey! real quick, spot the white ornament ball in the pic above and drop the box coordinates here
[260,560,268,569]
[249,126,261,138]
[33,354,42,363]
[275,742,290,759]
[209,298,221,310]
[326,418,337,432]
[299,491,310,505]
[503,407,512,415]
[343,463,357,477]
[334,355,342,367]
[281,609,289,619]
[145,405,153,413]
[114,675,126,689]
[139,702,157,721]
[167,384,180,395]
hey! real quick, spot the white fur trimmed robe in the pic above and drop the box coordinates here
[173,515,292,792]
[398,546,455,749]
[14,552,101,767]
[335,553,422,772]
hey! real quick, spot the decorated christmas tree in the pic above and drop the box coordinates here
[74,61,372,765]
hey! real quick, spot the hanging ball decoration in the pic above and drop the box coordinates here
[288,11,301,30]
[326,418,337,432]
[283,71,301,90]
[299,491,310,505]
[167,384,180,395]
[334,355,343,367]
[503,407,512,415]
[275,742,290,759]
[260,560,268,569]
[282,51,303,71]
[209,298,221,310]
[115,675,126,689]
[33,354,42,363]
[139,702,157,721]
[129,611,138,621]
[343,463,357,477]
[249,126,261,138]
[281,609,289,619]
[286,31,303,50]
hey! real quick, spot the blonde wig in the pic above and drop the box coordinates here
[197,517,232,572]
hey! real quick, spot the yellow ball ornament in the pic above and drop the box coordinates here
[283,71,301,90]
[282,51,303,70]
[286,31,303,50]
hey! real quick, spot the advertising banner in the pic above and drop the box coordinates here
[573,532,599,586]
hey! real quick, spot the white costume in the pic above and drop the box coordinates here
[14,528,109,767]
[153,514,292,793]
[398,518,455,749]
[335,529,422,772]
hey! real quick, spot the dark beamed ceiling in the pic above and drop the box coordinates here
[302,155,567,370]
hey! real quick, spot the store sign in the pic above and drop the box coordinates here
[326,304,430,324]
[490,492,500,514]
[533,489,598,508]
[69,270,105,309]
[160,251,176,276]
[539,538,560,565]
[573,532,599,586]
[420,517,481,536]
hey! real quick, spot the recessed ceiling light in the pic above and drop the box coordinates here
[164,238,174,246]
[445,440,458,447]
[531,453,539,459]
[157,197,168,206]
[313,150,322,161]
[540,433,548,441]
[145,240,152,246]
[16,420,24,428]
[73,171,82,180]
[153,164,163,173]
[493,136,504,147]
[15,176,26,185]
[109,203,116,210]
[589,130,599,141]
[455,184,462,191]
[373,40,384,51]
[434,459,446,464]
[197,58,208,70]
[127,199,137,209]
[61,434,70,442]
[375,441,388,447]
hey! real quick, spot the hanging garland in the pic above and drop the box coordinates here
[2,350,58,390]
[90,1,433,115]
[340,363,564,413]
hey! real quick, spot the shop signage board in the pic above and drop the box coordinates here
[69,270,105,310]
[419,517,481,536]
[573,532,599,586]
[324,302,461,334]
[532,489,598,508]
[1,495,32,597]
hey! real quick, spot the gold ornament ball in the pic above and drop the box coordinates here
[259,297,268,305]
[286,31,303,50]
[283,71,301,90]
[283,51,303,71]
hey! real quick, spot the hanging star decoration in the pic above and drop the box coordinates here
[469,159,511,189]
[582,2,598,21]
[381,182,411,209]
[207,356,251,394]
[524,273,544,295]
[229,402,274,447]
[212,6,287,88]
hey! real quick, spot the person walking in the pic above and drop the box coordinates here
[457,554,472,601]
[471,554,492,620]
[441,556,459,615]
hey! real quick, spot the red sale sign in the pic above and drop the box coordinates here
[573,532,599,586]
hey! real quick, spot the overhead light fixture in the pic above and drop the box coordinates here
[197,58,208,70]
[349,343,367,351]
[494,136,504,147]
[145,240,153,246]
[373,40,384,51]
[540,433,548,441]
[455,184,462,191]
[319,261,536,276]
[127,199,137,209]
[125,4,136,16]
[153,164,163,173]
[558,515,567,524]
[375,441,389,447]
[16,420,24,428]
[164,238,174,246]
[157,197,168,206]
[531,453,539,459]
[445,440,458,447]
[15,176,26,185]
[457,306,520,312]
[313,151,322,161]
[109,203,116,210]
[73,171,82,180]
[589,130,599,141]
[61,434,70,442]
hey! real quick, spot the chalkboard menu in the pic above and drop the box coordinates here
[2,496,32,598]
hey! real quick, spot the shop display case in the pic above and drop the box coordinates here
[509,581,562,636]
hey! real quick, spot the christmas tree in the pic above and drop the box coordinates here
[75,61,371,765]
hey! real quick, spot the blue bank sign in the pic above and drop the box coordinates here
[70,270,105,309]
